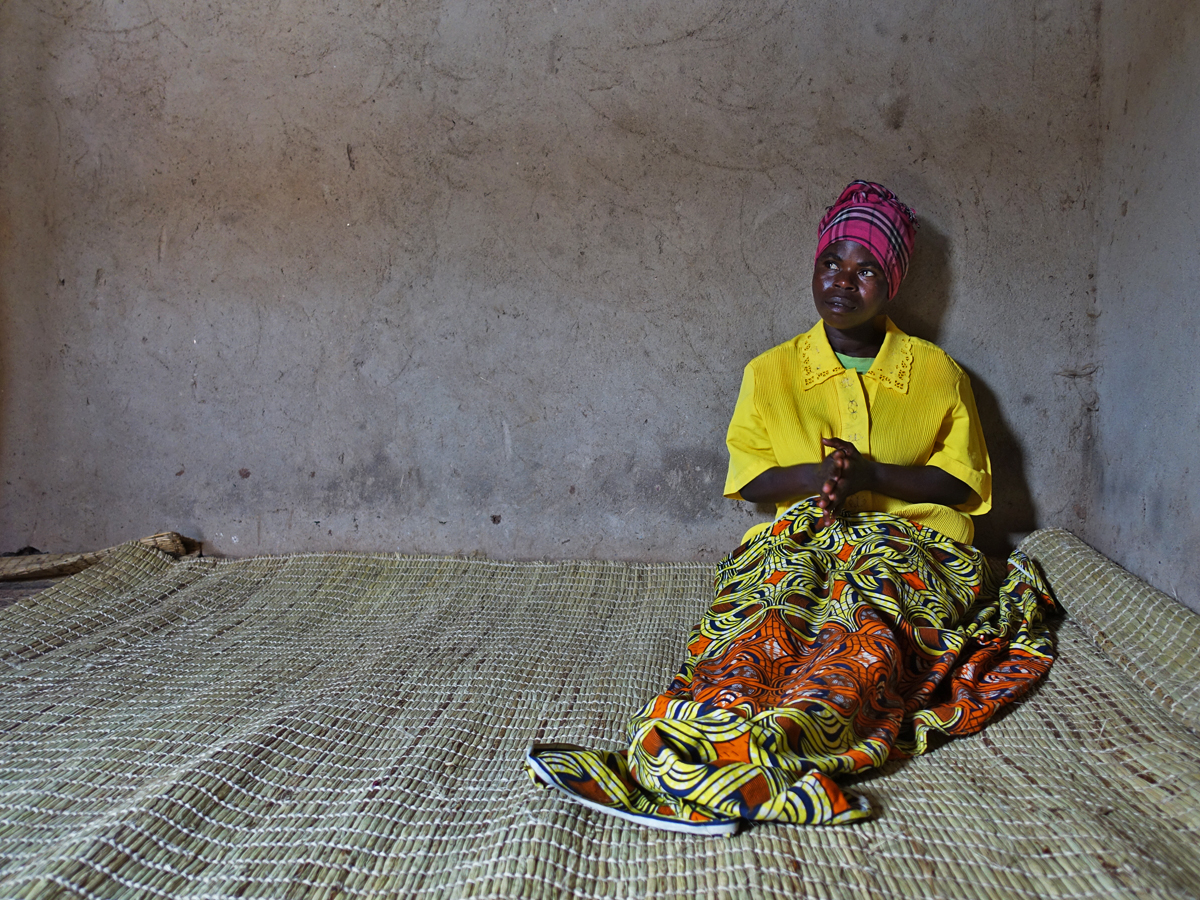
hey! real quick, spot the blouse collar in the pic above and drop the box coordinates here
[800,318,913,394]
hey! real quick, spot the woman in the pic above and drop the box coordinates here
[525,181,1056,834]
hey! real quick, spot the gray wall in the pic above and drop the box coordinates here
[1,2,1101,563]
[1084,0,1200,612]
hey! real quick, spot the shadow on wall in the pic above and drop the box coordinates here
[966,374,1037,557]
[897,218,952,346]
[894,220,1036,558]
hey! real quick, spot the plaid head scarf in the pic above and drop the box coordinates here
[815,181,918,299]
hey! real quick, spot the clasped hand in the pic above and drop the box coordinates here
[815,437,871,526]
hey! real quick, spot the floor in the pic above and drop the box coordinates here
[0,579,61,608]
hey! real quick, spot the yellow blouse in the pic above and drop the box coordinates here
[724,319,991,544]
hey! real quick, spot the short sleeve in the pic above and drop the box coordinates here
[926,371,992,515]
[723,364,780,499]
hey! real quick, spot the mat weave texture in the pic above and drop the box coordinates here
[1,531,1198,899]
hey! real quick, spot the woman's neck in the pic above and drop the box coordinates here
[823,317,887,358]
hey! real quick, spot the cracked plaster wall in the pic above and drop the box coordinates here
[2,1,1100,562]
[1084,0,1200,613]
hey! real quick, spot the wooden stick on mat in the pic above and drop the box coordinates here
[0,532,201,581]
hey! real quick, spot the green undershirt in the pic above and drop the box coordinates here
[834,352,875,374]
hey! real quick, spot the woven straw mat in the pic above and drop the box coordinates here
[0,531,1197,899]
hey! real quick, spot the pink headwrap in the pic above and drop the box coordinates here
[815,181,918,299]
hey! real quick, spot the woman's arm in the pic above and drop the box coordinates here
[738,460,838,505]
[739,437,972,524]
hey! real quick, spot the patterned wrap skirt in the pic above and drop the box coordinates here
[524,499,1057,833]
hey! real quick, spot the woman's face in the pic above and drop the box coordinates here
[811,240,891,334]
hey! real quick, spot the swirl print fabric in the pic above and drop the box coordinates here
[524,500,1057,833]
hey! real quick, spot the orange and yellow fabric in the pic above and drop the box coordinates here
[524,500,1057,833]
